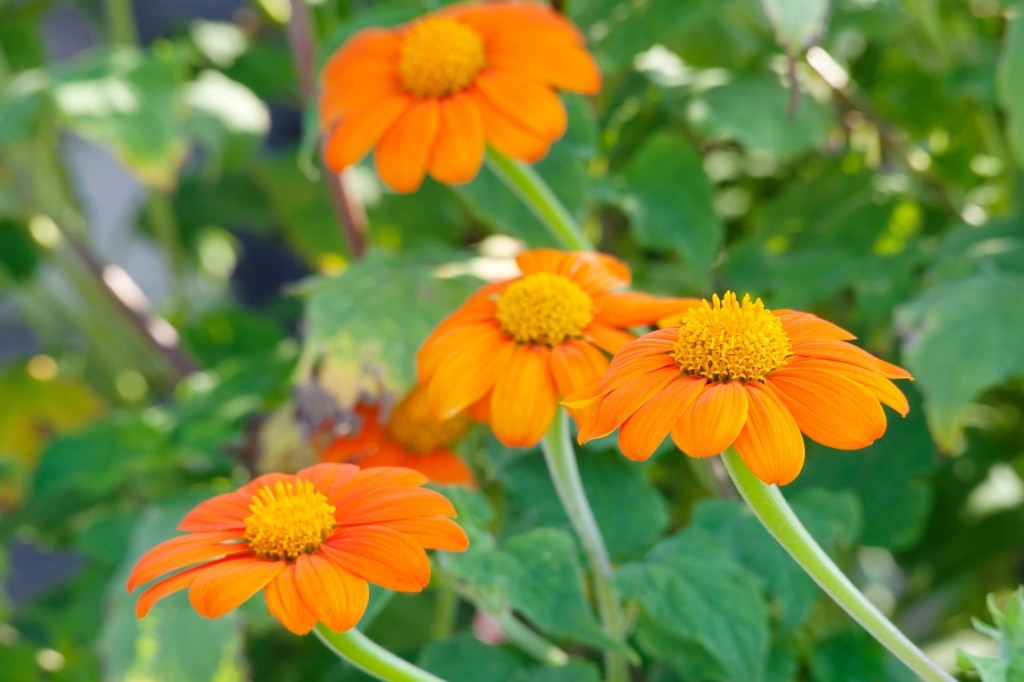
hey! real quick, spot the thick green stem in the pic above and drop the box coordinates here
[720,449,955,682]
[540,409,629,682]
[493,610,570,667]
[314,626,445,682]
[485,148,594,251]
[103,0,139,45]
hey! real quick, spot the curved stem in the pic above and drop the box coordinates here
[541,409,629,682]
[720,449,955,682]
[492,610,570,666]
[485,148,594,251]
[314,626,445,682]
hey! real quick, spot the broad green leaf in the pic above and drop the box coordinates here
[0,70,47,144]
[808,628,917,682]
[448,528,617,650]
[51,48,187,189]
[759,0,831,54]
[998,14,1024,167]
[418,633,599,682]
[299,251,482,402]
[923,218,1024,287]
[619,132,722,283]
[501,448,670,562]
[689,73,832,159]
[691,488,861,631]
[98,498,246,682]
[616,528,770,682]
[791,386,933,549]
[895,271,1024,449]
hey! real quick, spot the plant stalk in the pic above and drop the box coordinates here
[314,626,446,682]
[540,409,629,682]
[720,448,955,682]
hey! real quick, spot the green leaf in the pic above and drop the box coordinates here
[808,628,918,682]
[758,0,831,54]
[501,448,670,562]
[618,132,722,283]
[895,271,1024,449]
[184,69,270,175]
[615,528,770,682]
[300,250,482,400]
[0,69,47,144]
[0,218,38,281]
[958,589,1024,682]
[689,73,832,159]
[997,14,1024,167]
[418,633,599,682]
[51,48,187,189]
[448,528,617,650]
[98,498,246,682]
[691,487,861,631]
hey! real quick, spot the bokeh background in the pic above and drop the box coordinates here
[2,0,1023,680]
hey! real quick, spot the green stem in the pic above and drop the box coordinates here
[103,0,139,46]
[430,578,458,640]
[540,409,629,682]
[314,626,445,682]
[146,192,188,315]
[720,449,955,682]
[493,610,570,667]
[485,147,594,251]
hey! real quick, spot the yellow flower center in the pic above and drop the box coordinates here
[385,385,470,454]
[672,292,792,383]
[244,480,336,562]
[495,273,595,346]
[398,17,486,98]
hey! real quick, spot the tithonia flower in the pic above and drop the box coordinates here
[319,1,600,192]
[126,464,468,634]
[321,385,475,487]
[417,248,699,447]
[567,292,912,486]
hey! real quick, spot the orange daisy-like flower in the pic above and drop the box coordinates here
[319,0,600,192]
[567,292,913,486]
[126,464,468,635]
[321,385,475,487]
[417,248,699,448]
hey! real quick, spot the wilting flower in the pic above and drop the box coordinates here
[319,1,600,192]
[567,292,912,485]
[321,385,475,486]
[417,248,698,447]
[126,464,468,634]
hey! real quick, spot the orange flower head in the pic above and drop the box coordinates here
[567,292,913,486]
[319,1,602,192]
[416,248,701,448]
[321,386,475,486]
[126,464,469,635]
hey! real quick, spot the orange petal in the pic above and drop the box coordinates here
[135,561,216,618]
[320,67,402,130]
[375,99,441,192]
[418,322,502,384]
[594,292,703,328]
[514,249,631,293]
[618,376,706,461]
[265,564,319,635]
[550,339,609,399]
[489,41,600,94]
[490,344,558,447]
[427,333,513,419]
[377,516,469,551]
[733,382,805,486]
[475,70,567,140]
[564,349,677,409]
[586,323,637,355]
[577,365,679,442]
[335,487,456,525]
[297,462,363,501]
[790,339,912,380]
[322,525,431,592]
[470,89,550,162]
[767,367,886,450]
[670,381,749,457]
[327,467,430,509]
[323,94,413,172]
[775,309,855,342]
[177,492,250,532]
[320,28,401,98]
[358,447,475,487]
[428,93,485,185]
[127,532,248,591]
[188,556,283,619]
[779,356,909,416]
[294,553,369,632]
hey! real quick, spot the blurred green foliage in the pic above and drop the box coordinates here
[2,0,1024,680]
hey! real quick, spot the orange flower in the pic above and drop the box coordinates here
[417,248,699,448]
[126,464,468,635]
[319,1,600,192]
[321,386,475,487]
[567,292,912,486]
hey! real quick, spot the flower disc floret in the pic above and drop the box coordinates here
[244,480,336,561]
[672,292,792,383]
[495,272,594,345]
[399,17,486,97]
[385,387,470,454]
